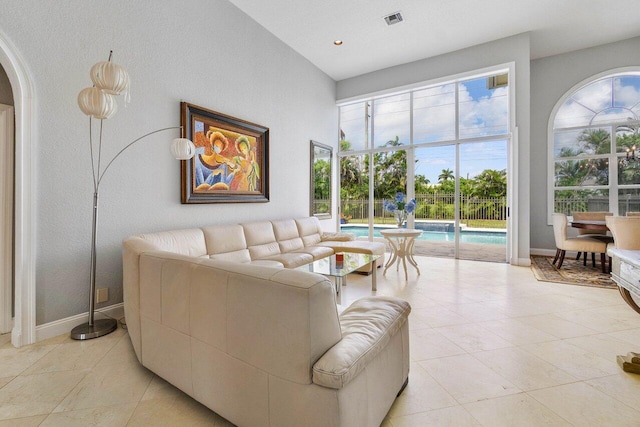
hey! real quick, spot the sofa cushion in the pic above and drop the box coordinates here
[317,240,386,256]
[136,228,208,257]
[292,246,335,261]
[312,296,411,389]
[322,232,356,242]
[261,252,314,268]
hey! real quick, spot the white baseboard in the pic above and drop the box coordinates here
[530,248,557,257]
[36,303,124,342]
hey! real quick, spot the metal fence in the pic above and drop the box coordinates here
[555,196,640,215]
[340,195,507,222]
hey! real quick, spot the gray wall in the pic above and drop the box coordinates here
[530,36,640,251]
[337,33,531,264]
[0,0,337,325]
[0,64,13,106]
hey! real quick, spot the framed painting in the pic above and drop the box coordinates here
[180,102,269,203]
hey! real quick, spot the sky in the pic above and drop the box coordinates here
[339,75,509,184]
[554,75,640,157]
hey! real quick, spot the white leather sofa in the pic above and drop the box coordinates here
[122,217,409,426]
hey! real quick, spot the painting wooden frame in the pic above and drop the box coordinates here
[180,102,269,204]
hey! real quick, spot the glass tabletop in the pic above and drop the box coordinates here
[296,252,381,278]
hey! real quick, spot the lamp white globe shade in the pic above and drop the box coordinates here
[90,61,130,95]
[77,87,118,119]
[170,138,196,160]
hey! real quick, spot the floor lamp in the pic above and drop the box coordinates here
[70,51,195,340]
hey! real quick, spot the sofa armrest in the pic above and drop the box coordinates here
[321,232,356,242]
[312,296,411,389]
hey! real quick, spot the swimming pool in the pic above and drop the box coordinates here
[340,225,506,245]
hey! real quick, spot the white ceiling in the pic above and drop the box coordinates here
[228,0,640,81]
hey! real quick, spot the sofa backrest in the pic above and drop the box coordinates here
[136,252,342,385]
[242,220,282,259]
[295,217,324,246]
[272,219,305,253]
[203,224,252,263]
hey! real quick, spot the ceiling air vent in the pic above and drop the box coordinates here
[384,12,404,26]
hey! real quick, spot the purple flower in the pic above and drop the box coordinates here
[383,200,398,212]
[405,199,416,214]
[395,192,406,203]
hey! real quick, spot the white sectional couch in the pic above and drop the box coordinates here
[122,217,409,426]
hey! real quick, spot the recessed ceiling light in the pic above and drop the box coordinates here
[333,40,343,46]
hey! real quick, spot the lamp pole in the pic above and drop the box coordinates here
[70,125,189,340]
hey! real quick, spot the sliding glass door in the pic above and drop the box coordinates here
[339,70,510,263]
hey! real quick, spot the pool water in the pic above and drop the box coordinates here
[340,225,506,245]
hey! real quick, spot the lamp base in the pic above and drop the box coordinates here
[70,318,117,340]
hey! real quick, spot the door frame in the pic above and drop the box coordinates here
[0,104,13,334]
[0,31,36,347]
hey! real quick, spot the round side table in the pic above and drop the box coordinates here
[380,228,422,280]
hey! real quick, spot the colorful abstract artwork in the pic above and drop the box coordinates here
[180,102,269,203]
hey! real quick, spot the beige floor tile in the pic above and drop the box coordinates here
[141,375,188,401]
[443,301,509,323]
[420,354,521,404]
[0,377,12,389]
[529,382,640,426]
[95,333,139,367]
[0,415,48,426]
[472,347,578,391]
[40,403,137,426]
[515,313,599,339]
[587,305,640,322]
[54,360,153,413]
[409,328,466,361]
[406,305,469,328]
[389,406,481,427]
[563,333,635,361]
[463,393,572,426]
[610,328,640,345]
[435,323,513,353]
[521,340,619,380]
[387,362,457,418]
[128,394,227,426]
[0,343,58,377]
[555,309,640,333]
[476,318,556,345]
[0,370,86,420]
[0,334,11,348]
[22,333,121,375]
[587,373,640,409]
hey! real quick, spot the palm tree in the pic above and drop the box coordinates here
[578,129,610,154]
[438,168,454,182]
[473,169,507,197]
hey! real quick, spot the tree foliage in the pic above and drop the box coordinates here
[339,137,508,199]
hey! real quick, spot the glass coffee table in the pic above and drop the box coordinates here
[296,252,381,298]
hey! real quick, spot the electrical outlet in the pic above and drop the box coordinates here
[96,288,109,304]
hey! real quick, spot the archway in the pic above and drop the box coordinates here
[0,30,36,347]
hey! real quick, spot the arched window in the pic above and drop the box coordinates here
[550,72,640,219]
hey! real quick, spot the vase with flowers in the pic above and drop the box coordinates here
[383,192,417,228]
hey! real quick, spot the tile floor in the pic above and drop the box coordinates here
[1,256,640,426]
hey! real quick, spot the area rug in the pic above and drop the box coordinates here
[530,255,617,289]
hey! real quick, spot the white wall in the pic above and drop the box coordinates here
[337,33,531,264]
[0,0,337,325]
[530,36,640,251]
